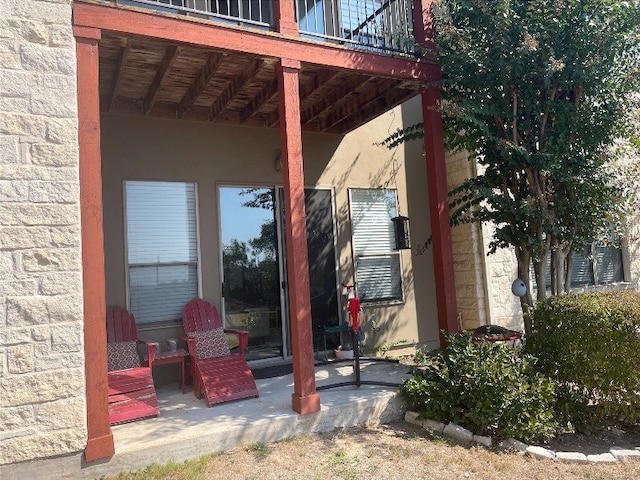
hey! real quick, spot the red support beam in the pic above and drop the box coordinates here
[74,26,115,462]
[277,58,320,415]
[73,1,438,83]
[415,0,459,343]
[412,0,437,52]
[422,86,459,343]
[274,0,298,36]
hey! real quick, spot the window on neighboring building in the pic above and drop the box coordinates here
[124,181,199,324]
[349,188,402,302]
[535,244,624,290]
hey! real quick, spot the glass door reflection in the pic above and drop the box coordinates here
[219,187,284,361]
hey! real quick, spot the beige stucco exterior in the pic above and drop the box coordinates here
[100,97,441,364]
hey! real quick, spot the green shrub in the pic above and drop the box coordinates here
[400,332,560,443]
[525,291,640,425]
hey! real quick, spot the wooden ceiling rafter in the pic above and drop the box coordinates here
[299,70,340,106]
[105,38,132,112]
[300,74,370,128]
[320,78,405,132]
[329,85,417,133]
[143,44,179,115]
[209,58,265,122]
[239,77,278,124]
[87,4,429,134]
[266,69,342,128]
[177,52,224,119]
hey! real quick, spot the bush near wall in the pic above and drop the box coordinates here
[400,332,559,443]
[525,291,640,426]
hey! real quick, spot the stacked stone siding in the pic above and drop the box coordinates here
[479,224,523,331]
[445,151,526,332]
[445,150,640,332]
[445,150,490,330]
[0,0,86,465]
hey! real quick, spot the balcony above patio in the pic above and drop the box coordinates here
[77,0,439,134]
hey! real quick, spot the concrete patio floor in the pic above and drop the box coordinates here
[2,359,411,480]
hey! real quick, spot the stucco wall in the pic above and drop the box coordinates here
[0,0,87,466]
[101,95,440,357]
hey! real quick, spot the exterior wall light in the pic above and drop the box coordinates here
[511,278,527,297]
[391,215,411,250]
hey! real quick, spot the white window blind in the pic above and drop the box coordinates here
[594,245,623,285]
[533,244,623,290]
[125,181,199,323]
[350,189,402,302]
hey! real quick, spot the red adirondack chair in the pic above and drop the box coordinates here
[106,305,160,425]
[182,298,259,407]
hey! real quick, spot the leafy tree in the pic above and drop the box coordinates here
[384,0,640,335]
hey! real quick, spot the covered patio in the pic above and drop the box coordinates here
[73,0,457,463]
[1,360,411,479]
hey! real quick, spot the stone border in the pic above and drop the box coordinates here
[405,411,640,463]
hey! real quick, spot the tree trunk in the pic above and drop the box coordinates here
[565,250,574,293]
[515,248,534,337]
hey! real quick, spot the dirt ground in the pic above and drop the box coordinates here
[159,422,640,480]
[544,422,640,455]
[392,351,640,458]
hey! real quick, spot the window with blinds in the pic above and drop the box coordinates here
[124,181,199,323]
[533,244,623,290]
[350,189,402,302]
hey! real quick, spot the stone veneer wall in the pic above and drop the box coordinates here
[445,150,526,331]
[626,217,640,290]
[479,224,524,331]
[446,150,640,333]
[0,0,87,465]
[445,150,490,330]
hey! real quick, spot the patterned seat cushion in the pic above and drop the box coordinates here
[107,341,141,371]
[187,328,231,359]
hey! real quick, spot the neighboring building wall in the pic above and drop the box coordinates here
[625,216,640,290]
[445,150,489,330]
[446,150,640,333]
[479,224,524,331]
[0,1,87,465]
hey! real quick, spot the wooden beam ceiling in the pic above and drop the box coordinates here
[177,52,224,119]
[143,45,178,115]
[105,38,132,112]
[209,58,264,122]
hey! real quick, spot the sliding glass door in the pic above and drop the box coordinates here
[219,186,339,361]
[220,187,284,361]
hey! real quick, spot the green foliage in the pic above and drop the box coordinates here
[525,291,640,425]
[400,332,560,443]
[385,0,640,318]
[249,441,271,458]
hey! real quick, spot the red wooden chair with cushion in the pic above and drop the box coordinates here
[182,298,259,407]
[106,305,160,425]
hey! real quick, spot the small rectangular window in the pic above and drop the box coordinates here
[533,243,624,290]
[350,188,402,302]
[125,181,199,323]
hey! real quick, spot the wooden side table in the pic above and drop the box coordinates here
[148,349,189,393]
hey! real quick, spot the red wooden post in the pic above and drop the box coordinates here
[412,0,437,52]
[277,58,320,415]
[421,86,459,343]
[415,0,459,342]
[274,0,299,36]
[74,25,115,461]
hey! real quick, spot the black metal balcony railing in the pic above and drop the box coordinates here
[119,0,417,55]
[121,0,274,29]
[296,0,415,55]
